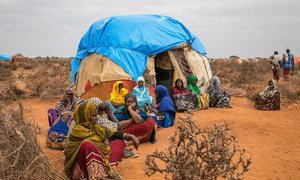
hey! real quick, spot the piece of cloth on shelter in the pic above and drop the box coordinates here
[0,54,11,61]
[75,54,132,95]
[71,14,207,82]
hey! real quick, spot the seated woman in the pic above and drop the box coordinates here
[64,102,139,179]
[132,76,154,112]
[47,88,83,127]
[151,85,176,128]
[106,81,129,113]
[114,93,156,143]
[207,76,231,108]
[46,111,74,150]
[187,75,209,110]
[171,78,197,111]
[254,79,280,111]
[88,97,120,130]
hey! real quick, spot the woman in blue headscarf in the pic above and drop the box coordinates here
[132,76,154,112]
[151,85,176,128]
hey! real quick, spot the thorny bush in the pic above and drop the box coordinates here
[0,102,68,180]
[145,116,251,180]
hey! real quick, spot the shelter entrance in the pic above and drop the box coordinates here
[154,51,174,93]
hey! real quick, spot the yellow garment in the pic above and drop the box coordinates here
[109,81,129,104]
[64,102,116,177]
[198,93,209,110]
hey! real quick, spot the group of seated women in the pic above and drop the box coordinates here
[171,75,232,111]
[46,74,234,179]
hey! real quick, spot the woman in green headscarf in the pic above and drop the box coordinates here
[187,75,209,109]
[64,101,139,179]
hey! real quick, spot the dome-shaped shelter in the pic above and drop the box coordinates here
[71,14,212,100]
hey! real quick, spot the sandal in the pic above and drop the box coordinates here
[124,149,135,158]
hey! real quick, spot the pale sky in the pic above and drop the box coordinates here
[0,0,299,58]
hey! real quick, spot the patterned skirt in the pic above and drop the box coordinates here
[172,93,197,111]
[209,90,231,108]
[122,117,156,143]
[71,140,125,179]
[254,92,280,111]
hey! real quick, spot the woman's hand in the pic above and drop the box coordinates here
[128,102,136,110]
[125,134,139,150]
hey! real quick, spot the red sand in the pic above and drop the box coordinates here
[23,97,300,179]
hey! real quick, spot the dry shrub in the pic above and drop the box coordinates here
[212,59,300,103]
[0,102,68,180]
[25,61,70,99]
[145,116,251,180]
[0,63,14,81]
[212,59,270,88]
[0,82,25,101]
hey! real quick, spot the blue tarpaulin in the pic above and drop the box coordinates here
[0,54,11,61]
[71,14,206,82]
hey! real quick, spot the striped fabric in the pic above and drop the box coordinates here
[171,49,193,79]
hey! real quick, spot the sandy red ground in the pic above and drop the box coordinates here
[23,97,300,179]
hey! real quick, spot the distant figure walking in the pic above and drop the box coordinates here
[282,49,294,82]
[270,51,281,81]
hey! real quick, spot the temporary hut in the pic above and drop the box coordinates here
[71,14,212,100]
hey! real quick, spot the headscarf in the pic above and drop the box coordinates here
[187,75,201,95]
[133,76,152,107]
[175,78,185,90]
[124,93,138,112]
[155,85,175,113]
[207,76,222,94]
[64,87,79,98]
[109,81,129,104]
[87,97,103,106]
[115,93,149,121]
[259,79,278,99]
[64,102,116,177]
[172,78,189,95]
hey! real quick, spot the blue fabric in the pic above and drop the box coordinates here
[151,111,175,128]
[105,100,124,113]
[133,76,154,107]
[114,108,149,122]
[71,14,207,82]
[155,85,176,113]
[282,53,294,68]
[0,54,11,61]
[47,114,74,142]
